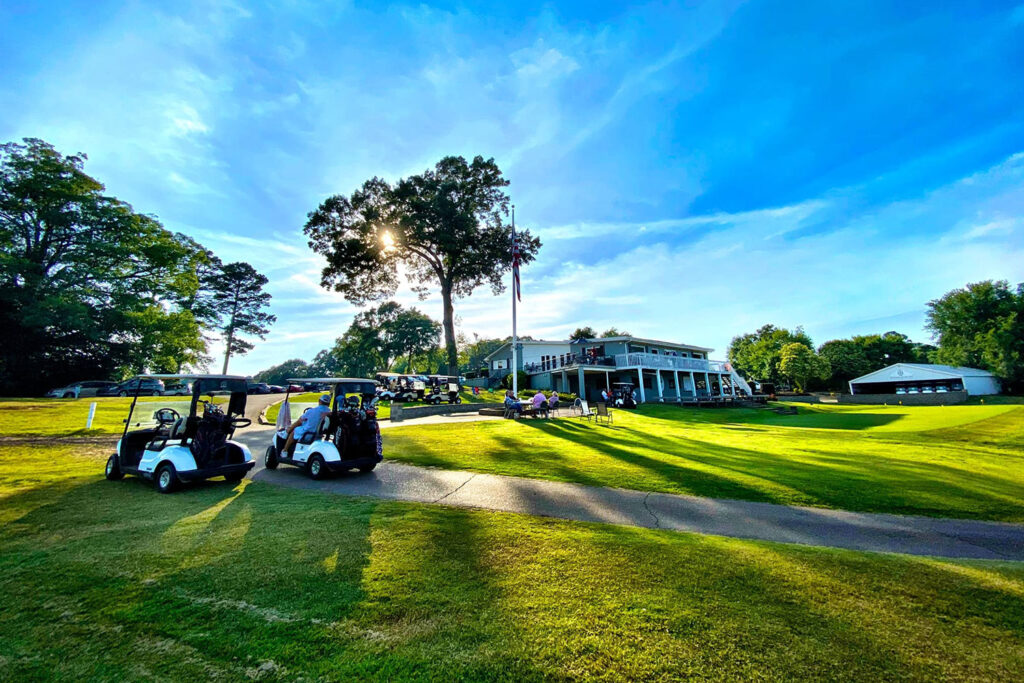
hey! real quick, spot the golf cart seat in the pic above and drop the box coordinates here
[298,414,330,445]
[169,418,188,440]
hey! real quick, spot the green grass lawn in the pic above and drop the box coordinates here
[385,402,1024,521]
[0,396,219,437]
[2,442,1023,681]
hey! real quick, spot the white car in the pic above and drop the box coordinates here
[266,378,383,479]
[105,374,255,493]
[46,380,116,399]
[163,381,193,396]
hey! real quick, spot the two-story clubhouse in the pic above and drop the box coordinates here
[484,335,749,403]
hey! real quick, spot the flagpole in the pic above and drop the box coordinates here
[511,204,518,396]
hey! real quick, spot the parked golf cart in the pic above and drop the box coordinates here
[265,378,383,479]
[612,383,638,409]
[424,375,463,405]
[104,375,255,493]
[375,372,421,402]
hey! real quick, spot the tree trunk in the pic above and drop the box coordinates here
[221,327,233,374]
[441,284,457,375]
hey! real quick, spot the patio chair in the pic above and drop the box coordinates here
[575,399,595,421]
[548,399,560,416]
[503,402,520,419]
[595,402,613,425]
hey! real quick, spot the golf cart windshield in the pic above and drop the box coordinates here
[334,381,377,407]
[123,397,197,430]
[194,377,247,399]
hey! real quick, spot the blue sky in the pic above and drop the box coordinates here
[2,1,1023,374]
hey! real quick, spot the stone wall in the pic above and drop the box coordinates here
[837,391,968,406]
[390,402,482,422]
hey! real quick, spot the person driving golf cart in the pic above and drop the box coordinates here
[104,374,255,493]
[283,393,331,456]
[267,378,384,479]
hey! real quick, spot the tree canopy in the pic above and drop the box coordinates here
[727,325,814,384]
[304,155,540,375]
[927,280,1024,391]
[254,359,309,386]
[208,262,276,374]
[569,327,596,341]
[0,138,214,393]
[779,343,831,392]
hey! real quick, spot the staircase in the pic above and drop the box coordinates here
[724,362,753,396]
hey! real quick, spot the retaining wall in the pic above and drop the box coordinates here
[390,402,482,422]
[837,391,968,406]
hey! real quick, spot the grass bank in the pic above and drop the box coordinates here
[1,442,1023,680]
[384,402,1024,521]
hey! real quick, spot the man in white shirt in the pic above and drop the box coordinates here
[284,394,331,455]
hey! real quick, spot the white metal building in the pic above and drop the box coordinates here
[848,363,1000,396]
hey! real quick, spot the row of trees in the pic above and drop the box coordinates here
[728,280,1024,393]
[568,326,631,341]
[255,301,441,385]
[0,138,274,394]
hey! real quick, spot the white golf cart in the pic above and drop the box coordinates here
[265,378,383,480]
[104,374,255,493]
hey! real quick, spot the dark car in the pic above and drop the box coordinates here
[247,382,271,395]
[268,385,286,393]
[98,378,166,397]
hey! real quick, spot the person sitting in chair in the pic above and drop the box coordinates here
[284,394,331,455]
[548,390,559,408]
[531,390,548,417]
[504,389,524,417]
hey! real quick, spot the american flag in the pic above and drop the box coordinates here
[511,226,521,301]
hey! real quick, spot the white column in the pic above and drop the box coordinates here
[688,372,695,397]
[704,372,711,397]
[656,370,664,400]
[577,367,585,401]
[674,370,680,399]
[637,368,646,403]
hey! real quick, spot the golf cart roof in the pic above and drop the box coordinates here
[287,377,379,385]
[138,373,249,381]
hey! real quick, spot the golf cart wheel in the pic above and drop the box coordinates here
[105,454,124,481]
[151,391,160,397]
[224,471,245,484]
[155,463,178,493]
[63,392,75,399]
[358,463,377,473]
[264,445,279,470]
[308,454,328,480]
[455,397,463,404]
[119,391,128,397]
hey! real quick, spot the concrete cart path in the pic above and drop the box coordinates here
[234,426,1024,561]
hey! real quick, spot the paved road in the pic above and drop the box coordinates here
[234,425,1024,561]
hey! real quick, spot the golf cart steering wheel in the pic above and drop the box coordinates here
[230,417,251,429]
[154,408,180,426]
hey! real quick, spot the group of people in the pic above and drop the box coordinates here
[504,388,560,417]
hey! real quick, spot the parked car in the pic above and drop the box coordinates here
[45,380,117,399]
[287,384,303,393]
[936,385,949,393]
[906,386,920,394]
[98,378,165,397]
[895,387,907,395]
[163,381,193,396]
[247,382,271,395]
[268,385,286,394]
[920,386,934,394]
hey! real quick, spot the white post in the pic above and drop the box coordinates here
[637,368,646,403]
[511,205,518,396]
[674,370,680,399]
[656,370,664,400]
[86,402,97,429]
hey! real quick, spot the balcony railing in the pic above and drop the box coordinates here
[522,351,722,375]
[614,353,711,372]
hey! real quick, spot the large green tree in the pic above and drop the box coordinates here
[254,358,310,386]
[208,262,276,374]
[727,325,814,384]
[927,280,1024,390]
[817,339,872,390]
[779,343,831,392]
[0,138,210,393]
[304,155,541,375]
[569,326,596,341]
